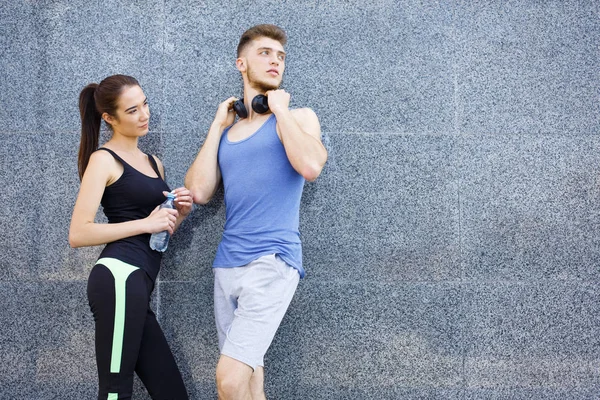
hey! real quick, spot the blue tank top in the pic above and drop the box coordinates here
[96,147,171,281]
[214,114,306,277]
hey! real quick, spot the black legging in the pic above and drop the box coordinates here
[87,257,188,400]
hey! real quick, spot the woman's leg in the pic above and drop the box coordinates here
[135,307,189,400]
[88,259,149,400]
[88,257,188,399]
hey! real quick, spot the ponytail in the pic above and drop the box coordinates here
[78,83,100,180]
[76,74,140,180]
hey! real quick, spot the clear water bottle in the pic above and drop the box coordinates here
[149,192,176,252]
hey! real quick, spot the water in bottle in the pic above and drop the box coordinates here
[149,192,176,252]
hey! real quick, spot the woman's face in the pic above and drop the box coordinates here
[105,85,150,137]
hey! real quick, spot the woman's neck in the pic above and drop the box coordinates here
[105,134,140,154]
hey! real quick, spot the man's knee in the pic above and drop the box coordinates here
[216,356,253,399]
[216,374,246,399]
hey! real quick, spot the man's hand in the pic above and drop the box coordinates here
[214,96,238,129]
[266,89,290,114]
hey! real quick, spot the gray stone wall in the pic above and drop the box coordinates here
[1,1,599,399]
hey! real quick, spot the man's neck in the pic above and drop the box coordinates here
[243,85,268,121]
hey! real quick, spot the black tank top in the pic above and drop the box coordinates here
[97,147,171,281]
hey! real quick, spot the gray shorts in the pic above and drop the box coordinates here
[213,253,300,370]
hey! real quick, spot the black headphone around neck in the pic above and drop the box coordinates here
[232,95,270,119]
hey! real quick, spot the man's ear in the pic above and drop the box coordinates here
[236,57,246,73]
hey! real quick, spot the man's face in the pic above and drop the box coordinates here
[241,37,286,92]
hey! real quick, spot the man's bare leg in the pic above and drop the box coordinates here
[216,355,253,400]
[249,366,266,400]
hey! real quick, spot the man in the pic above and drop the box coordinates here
[185,24,327,399]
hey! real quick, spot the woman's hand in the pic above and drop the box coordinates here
[145,205,178,235]
[167,188,194,218]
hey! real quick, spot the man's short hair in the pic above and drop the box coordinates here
[237,24,287,57]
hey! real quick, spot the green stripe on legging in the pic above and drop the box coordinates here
[96,257,138,374]
[107,393,118,400]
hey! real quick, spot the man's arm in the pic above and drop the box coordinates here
[184,97,237,204]
[268,89,328,181]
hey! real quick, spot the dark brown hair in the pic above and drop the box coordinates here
[77,74,139,179]
[237,24,287,57]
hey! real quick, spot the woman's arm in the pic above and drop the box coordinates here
[69,151,176,248]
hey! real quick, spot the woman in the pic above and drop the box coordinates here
[69,74,190,399]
